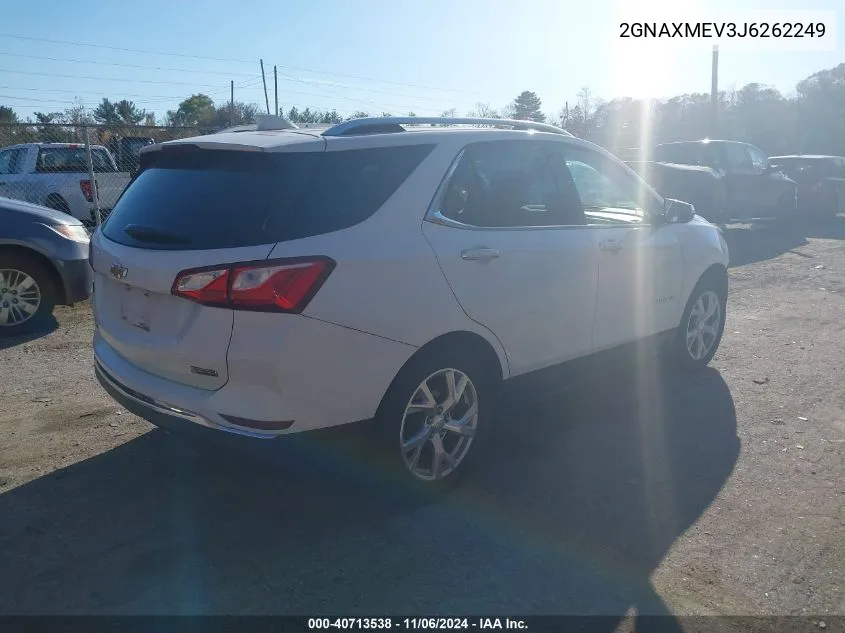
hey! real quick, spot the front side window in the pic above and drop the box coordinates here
[437,140,576,228]
[560,145,655,226]
[747,146,768,170]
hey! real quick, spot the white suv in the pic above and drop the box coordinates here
[90,116,729,490]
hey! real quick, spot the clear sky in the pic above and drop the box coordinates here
[0,0,841,122]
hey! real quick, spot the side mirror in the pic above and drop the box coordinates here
[662,198,695,224]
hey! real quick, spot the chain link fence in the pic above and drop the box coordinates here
[0,123,219,227]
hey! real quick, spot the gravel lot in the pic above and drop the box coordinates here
[0,219,843,624]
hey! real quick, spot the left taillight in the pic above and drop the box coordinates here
[171,257,334,313]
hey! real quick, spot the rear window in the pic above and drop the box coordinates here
[101,144,434,250]
[36,147,116,173]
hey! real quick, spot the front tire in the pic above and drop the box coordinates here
[0,253,57,336]
[376,347,494,493]
[672,275,727,369]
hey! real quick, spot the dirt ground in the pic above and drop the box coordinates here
[0,219,843,624]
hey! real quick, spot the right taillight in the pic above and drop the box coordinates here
[80,179,93,202]
[171,257,334,313]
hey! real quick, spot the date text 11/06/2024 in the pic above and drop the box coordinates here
[620,22,826,38]
[308,618,528,630]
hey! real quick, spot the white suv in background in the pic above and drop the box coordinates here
[90,116,729,490]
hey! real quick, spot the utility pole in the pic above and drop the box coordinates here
[230,80,234,126]
[274,65,279,117]
[710,45,719,136]
[260,59,270,114]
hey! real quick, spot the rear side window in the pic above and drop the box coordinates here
[102,144,433,250]
[285,144,434,240]
[36,147,116,173]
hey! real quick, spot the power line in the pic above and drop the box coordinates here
[0,49,487,109]
[0,33,256,64]
[0,32,500,100]
[0,65,456,113]
[0,78,260,104]
[0,67,236,88]
[0,51,261,78]
[277,72,482,108]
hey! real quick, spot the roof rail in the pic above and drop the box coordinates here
[322,116,572,137]
[216,118,330,134]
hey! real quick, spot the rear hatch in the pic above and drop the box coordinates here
[91,144,322,389]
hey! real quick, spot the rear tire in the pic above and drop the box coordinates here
[0,253,57,337]
[375,346,495,494]
[672,273,727,370]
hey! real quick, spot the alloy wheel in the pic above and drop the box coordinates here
[0,269,41,327]
[686,290,722,361]
[399,368,479,482]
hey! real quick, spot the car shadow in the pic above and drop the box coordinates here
[0,315,59,350]
[723,214,845,268]
[0,367,738,629]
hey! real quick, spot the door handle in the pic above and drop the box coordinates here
[461,248,500,261]
[598,240,624,253]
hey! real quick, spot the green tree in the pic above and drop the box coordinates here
[93,98,120,124]
[115,100,146,125]
[319,109,342,124]
[167,94,215,126]
[209,102,260,127]
[0,105,19,124]
[511,91,545,122]
[33,111,73,142]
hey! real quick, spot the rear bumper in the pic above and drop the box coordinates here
[95,359,274,440]
[93,312,417,438]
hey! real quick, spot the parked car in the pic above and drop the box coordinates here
[0,143,131,226]
[629,140,798,222]
[0,196,92,335]
[626,158,727,222]
[106,136,155,174]
[768,155,845,216]
[90,116,729,491]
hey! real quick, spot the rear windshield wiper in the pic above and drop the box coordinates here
[123,224,191,245]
